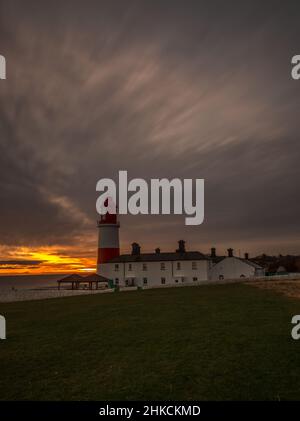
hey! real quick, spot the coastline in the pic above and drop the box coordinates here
[0,287,113,303]
[0,274,112,303]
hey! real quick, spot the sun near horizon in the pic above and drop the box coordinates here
[0,246,96,276]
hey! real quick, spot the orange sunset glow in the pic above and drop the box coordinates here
[0,246,96,275]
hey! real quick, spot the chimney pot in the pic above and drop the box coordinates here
[245,252,249,260]
[227,248,234,257]
[176,240,186,253]
[131,242,141,255]
[155,248,161,254]
[211,247,216,258]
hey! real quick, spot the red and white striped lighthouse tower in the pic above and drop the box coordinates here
[97,199,120,273]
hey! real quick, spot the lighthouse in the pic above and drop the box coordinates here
[97,199,120,274]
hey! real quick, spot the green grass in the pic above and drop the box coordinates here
[1,283,300,400]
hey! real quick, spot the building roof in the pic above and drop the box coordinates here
[57,273,110,283]
[242,258,263,269]
[57,274,83,283]
[107,251,207,263]
[83,273,110,282]
[209,256,226,264]
[210,256,263,269]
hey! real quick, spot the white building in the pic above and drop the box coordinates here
[100,241,211,288]
[96,211,264,287]
[209,248,265,280]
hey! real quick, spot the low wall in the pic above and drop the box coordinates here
[120,274,300,292]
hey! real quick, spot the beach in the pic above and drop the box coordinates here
[0,287,114,303]
[0,274,112,303]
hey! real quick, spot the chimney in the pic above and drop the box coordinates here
[211,247,216,258]
[176,240,186,253]
[131,242,141,255]
[244,252,249,260]
[227,248,234,257]
[155,248,161,254]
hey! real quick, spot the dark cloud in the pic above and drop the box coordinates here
[0,260,43,266]
[0,0,300,258]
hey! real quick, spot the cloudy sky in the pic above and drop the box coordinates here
[1,0,300,273]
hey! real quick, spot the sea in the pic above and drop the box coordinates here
[0,274,67,292]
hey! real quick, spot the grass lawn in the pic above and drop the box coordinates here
[1,283,300,400]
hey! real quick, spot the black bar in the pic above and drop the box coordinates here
[0,401,300,419]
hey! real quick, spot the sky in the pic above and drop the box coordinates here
[0,0,300,274]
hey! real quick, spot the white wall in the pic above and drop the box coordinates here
[99,259,209,287]
[210,257,258,280]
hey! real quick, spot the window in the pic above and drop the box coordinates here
[176,262,181,270]
[161,277,166,284]
[114,264,119,271]
[142,263,147,271]
[193,277,198,282]
[143,277,148,285]
[128,263,132,271]
[175,279,178,283]
[115,278,119,284]
[219,275,224,280]
[160,262,165,271]
[125,279,129,286]
[192,261,197,270]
